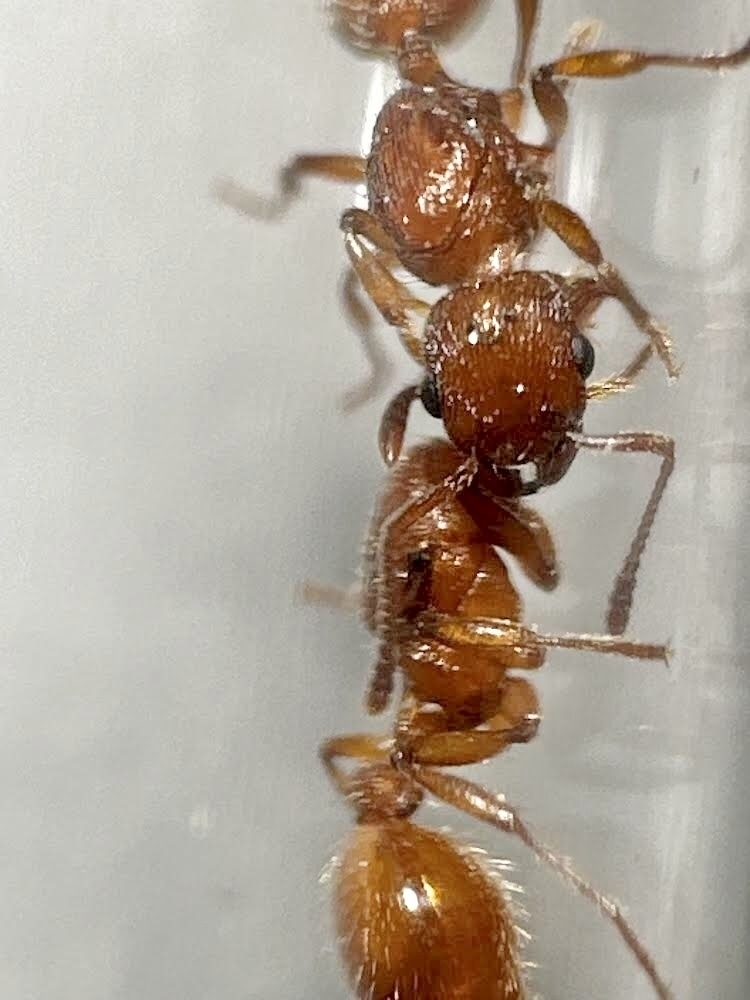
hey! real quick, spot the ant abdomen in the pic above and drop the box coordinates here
[422,271,593,482]
[329,0,484,53]
[335,766,525,1000]
[368,87,540,284]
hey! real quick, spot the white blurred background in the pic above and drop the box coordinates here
[1,1,748,997]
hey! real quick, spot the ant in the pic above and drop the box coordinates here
[226,1,748,391]
[362,266,677,708]
[313,436,673,998]
[221,9,746,639]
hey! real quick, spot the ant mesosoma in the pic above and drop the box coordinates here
[313,436,672,999]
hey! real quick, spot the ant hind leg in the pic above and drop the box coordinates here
[408,764,674,1000]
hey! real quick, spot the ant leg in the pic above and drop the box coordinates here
[526,19,602,149]
[535,34,750,82]
[573,432,675,635]
[339,267,396,413]
[540,199,679,379]
[215,154,366,221]
[300,580,361,612]
[320,733,391,796]
[378,383,422,465]
[460,492,559,591]
[567,278,657,389]
[342,208,431,365]
[418,612,668,663]
[512,0,539,88]
[396,678,541,766]
[409,764,674,1000]
[368,452,479,715]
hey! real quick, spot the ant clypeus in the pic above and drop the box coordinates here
[312,436,673,999]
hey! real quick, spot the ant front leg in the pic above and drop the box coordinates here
[511,0,539,89]
[216,154,366,221]
[527,17,602,150]
[342,208,431,366]
[573,431,675,636]
[408,765,674,1000]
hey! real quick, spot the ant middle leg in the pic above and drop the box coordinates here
[320,732,392,796]
[339,266,398,413]
[417,612,669,663]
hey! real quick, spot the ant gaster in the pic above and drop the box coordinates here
[314,437,673,999]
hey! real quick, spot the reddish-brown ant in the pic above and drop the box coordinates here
[366,266,675,685]
[221,11,745,632]
[313,436,672,998]
[228,2,747,389]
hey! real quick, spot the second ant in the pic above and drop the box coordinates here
[312,433,673,998]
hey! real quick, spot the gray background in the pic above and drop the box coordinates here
[1,1,749,998]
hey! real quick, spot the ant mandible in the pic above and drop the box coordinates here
[312,436,672,998]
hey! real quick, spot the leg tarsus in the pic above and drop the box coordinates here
[300,580,361,612]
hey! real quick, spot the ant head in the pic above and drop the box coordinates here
[329,0,483,52]
[422,272,593,486]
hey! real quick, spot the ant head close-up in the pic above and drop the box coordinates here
[421,270,595,491]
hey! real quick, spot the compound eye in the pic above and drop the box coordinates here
[571,333,595,380]
[420,373,442,418]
